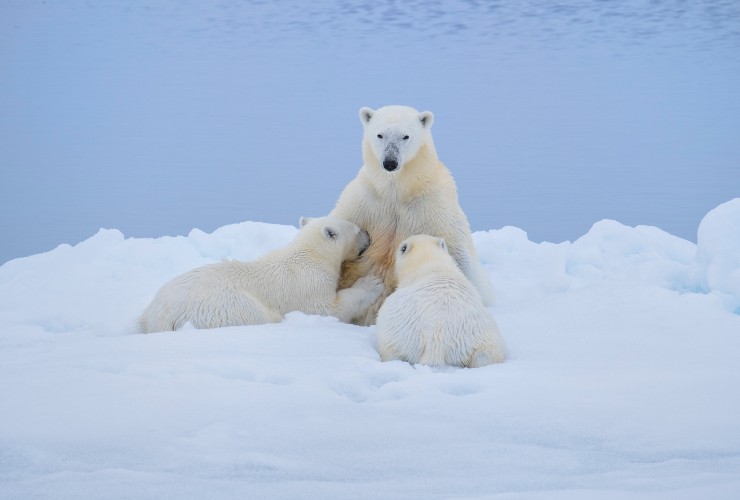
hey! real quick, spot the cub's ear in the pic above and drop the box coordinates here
[419,111,434,129]
[299,217,313,228]
[323,226,339,240]
[359,107,375,126]
[438,237,448,252]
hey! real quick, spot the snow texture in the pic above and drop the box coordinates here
[1,200,739,499]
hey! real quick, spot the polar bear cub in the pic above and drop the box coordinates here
[376,234,505,368]
[138,217,384,333]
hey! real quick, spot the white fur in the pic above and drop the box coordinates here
[377,234,506,368]
[331,105,495,325]
[138,217,383,333]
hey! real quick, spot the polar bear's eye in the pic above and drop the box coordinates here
[399,243,407,254]
[403,135,409,140]
[377,134,383,139]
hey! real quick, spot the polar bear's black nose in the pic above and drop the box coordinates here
[383,160,398,171]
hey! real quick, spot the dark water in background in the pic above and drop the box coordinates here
[1,0,739,264]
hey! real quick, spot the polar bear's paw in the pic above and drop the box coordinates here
[352,275,385,302]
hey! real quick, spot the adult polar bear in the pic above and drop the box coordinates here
[331,105,494,325]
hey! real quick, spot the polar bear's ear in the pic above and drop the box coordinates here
[419,111,434,129]
[438,237,448,253]
[323,226,339,240]
[299,217,313,228]
[359,107,375,126]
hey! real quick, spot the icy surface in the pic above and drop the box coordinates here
[1,201,739,499]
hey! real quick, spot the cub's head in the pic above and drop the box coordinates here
[298,216,370,263]
[394,234,452,281]
[359,105,434,173]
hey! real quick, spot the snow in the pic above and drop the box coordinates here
[1,200,739,499]
[694,199,740,312]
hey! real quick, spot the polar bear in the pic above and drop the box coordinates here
[138,217,384,333]
[376,235,506,368]
[330,105,494,325]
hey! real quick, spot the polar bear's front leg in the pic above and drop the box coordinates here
[330,275,384,323]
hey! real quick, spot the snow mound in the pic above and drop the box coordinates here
[693,198,740,312]
[475,199,740,315]
[0,221,297,336]
[1,201,739,499]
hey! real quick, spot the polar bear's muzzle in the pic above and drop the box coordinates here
[382,144,400,172]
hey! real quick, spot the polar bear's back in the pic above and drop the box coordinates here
[138,261,281,332]
[377,277,504,367]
